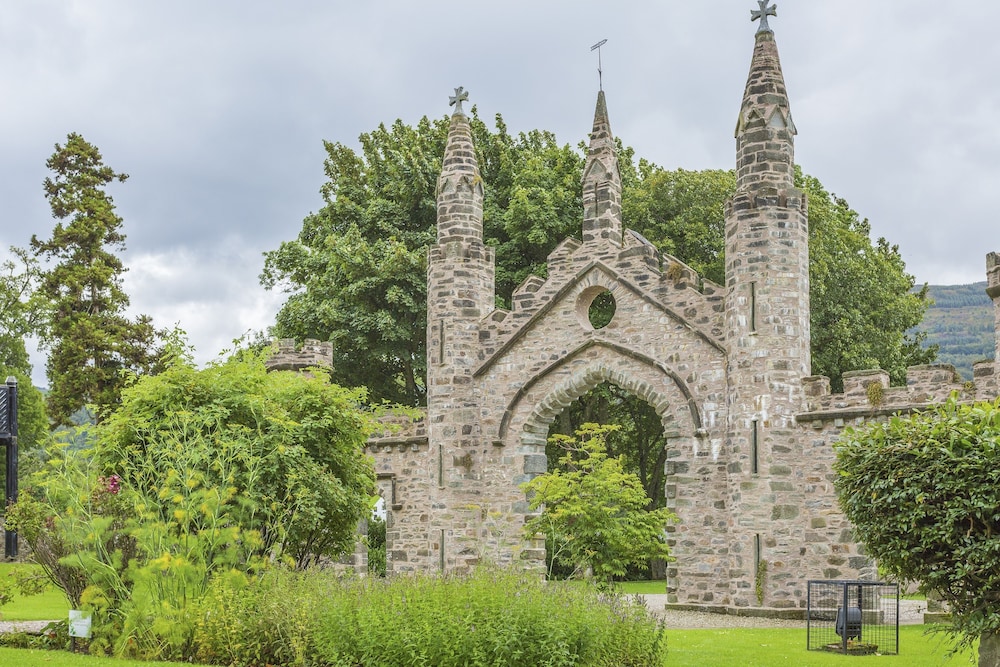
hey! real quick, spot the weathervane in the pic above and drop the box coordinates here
[590,39,607,91]
[449,86,469,116]
[751,0,777,33]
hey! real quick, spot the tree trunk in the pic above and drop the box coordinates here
[981,632,1000,667]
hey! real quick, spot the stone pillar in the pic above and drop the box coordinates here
[987,252,1000,367]
[724,23,811,609]
[424,94,495,573]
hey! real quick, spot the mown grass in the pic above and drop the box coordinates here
[666,625,975,666]
[620,580,667,595]
[0,625,976,667]
[0,562,69,622]
[2,626,975,667]
[0,647,211,666]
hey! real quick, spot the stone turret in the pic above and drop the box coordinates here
[581,91,623,246]
[422,87,495,572]
[988,252,1000,366]
[724,5,812,609]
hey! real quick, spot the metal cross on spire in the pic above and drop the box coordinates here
[751,0,777,33]
[449,86,469,116]
[590,39,607,91]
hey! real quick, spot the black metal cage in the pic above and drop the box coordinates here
[807,580,899,655]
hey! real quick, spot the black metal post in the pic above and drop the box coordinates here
[3,376,18,560]
[841,581,848,654]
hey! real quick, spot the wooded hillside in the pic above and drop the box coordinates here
[917,282,994,379]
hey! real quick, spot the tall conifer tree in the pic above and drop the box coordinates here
[31,133,159,425]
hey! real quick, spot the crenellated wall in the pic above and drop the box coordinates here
[266,338,334,372]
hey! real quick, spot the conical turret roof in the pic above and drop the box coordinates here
[581,90,622,245]
[735,15,796,191]
[436,87,484,242]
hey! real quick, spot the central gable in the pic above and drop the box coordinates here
[475,258,724,382]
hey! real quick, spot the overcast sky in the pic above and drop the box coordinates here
[2,1,998,387]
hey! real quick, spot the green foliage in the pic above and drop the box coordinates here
[523,423,675,584]
[30,133,161,426]
[192,569,317,667]
[621,165,732,284]
[311,567,667,667]
[99,344,376,569]
[366,514,386,578]
[0,246,45,373]
[261,112,582,405]
[0,246,50,491]
[6,345,377,659]
[834,397,1000,656]
[548,383,669,512]
[804,172,935,390]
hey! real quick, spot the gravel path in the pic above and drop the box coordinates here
[637,595,928,629]
[0,620,54,635]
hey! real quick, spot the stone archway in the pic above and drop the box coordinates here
[496,347,731,600]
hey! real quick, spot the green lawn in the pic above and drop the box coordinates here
[666,625,975,666]
[0,626,975,667]
[0,648,210,666]
[0,562,69,622]
[619,580,668,595]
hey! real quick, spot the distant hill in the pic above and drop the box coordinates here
[917,282,994,380]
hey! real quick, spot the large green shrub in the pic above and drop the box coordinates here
[834,397,1000,665]
[6,345,377,659]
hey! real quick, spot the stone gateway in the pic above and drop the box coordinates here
[274,10,1000,612]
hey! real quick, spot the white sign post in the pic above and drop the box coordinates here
[68,610,92,639]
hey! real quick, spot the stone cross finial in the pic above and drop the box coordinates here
[449,86,469,116]
[751,0,777,33]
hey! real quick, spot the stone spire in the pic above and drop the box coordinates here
[735,17,796,192]
[724,8,811,608]
[436,87,483,243]
[581,90,622,246]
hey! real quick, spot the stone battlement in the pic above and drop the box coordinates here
[367,410,428,451]
[265,338,333,372]
[800,362,997,421]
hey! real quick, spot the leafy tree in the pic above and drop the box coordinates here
[7,343,376,656]
[804,173,936,389]
[0,247,50,491]
[261,112,582,405]
[523,423,675,584]
[30,133,161,426]
[0,246,45,373]
[834,397,1000,666]
[98,343,376,568]
[549,383,667,511]
[622,165,733,285]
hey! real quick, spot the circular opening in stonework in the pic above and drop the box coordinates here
[575,287,616,330]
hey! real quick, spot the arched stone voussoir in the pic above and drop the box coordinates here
[500,344,703,461]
